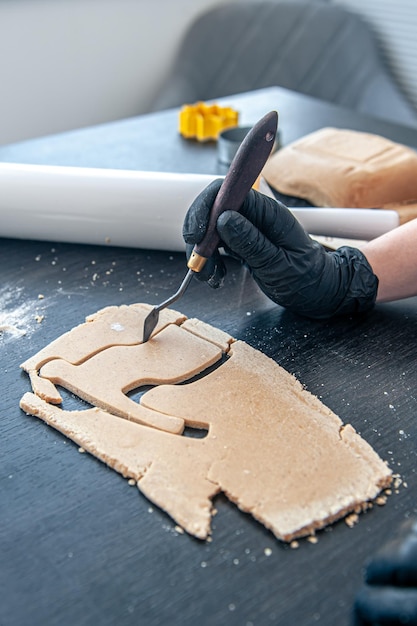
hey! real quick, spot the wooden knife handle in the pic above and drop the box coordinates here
[187,110,278,272]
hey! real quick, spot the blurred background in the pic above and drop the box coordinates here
[0,0,416,145]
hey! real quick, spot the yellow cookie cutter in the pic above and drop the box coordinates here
[179,102,239,142]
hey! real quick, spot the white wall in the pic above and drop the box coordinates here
[0,0,416,145]
[0,0,235,144]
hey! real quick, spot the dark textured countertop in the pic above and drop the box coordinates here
[1,88,416,626]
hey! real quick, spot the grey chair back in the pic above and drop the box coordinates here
[151,1,417,127]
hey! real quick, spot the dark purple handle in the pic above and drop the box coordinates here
[193,110,278,260]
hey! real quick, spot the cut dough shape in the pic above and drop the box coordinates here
[20,304,186,404]
[39,323,223,434]
[20,304,392,541]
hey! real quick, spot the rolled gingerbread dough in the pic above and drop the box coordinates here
[20,303,392,541]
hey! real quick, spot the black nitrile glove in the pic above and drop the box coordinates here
[183,179,378,319]
[353,519,417,625]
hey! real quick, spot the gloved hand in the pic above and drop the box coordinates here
[353,519,417,625]
[183,179,379,319]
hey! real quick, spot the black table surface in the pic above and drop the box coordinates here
[1,88,417,626]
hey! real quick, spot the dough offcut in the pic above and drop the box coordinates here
[20,304,392,541]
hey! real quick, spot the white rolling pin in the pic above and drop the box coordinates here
[0,163,216,251]
[257,177,400,240]
[0,162,399,250]
[290,206,399,240]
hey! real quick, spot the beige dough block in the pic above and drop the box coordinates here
[263,127,417,209]
[20,304,392,542]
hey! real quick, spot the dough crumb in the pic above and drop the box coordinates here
[345,513,359,528]
[307,536,318,544]
[392,475,402,488]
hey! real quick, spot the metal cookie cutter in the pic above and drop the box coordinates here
[179,102,239,142]
[218,125,281,165]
